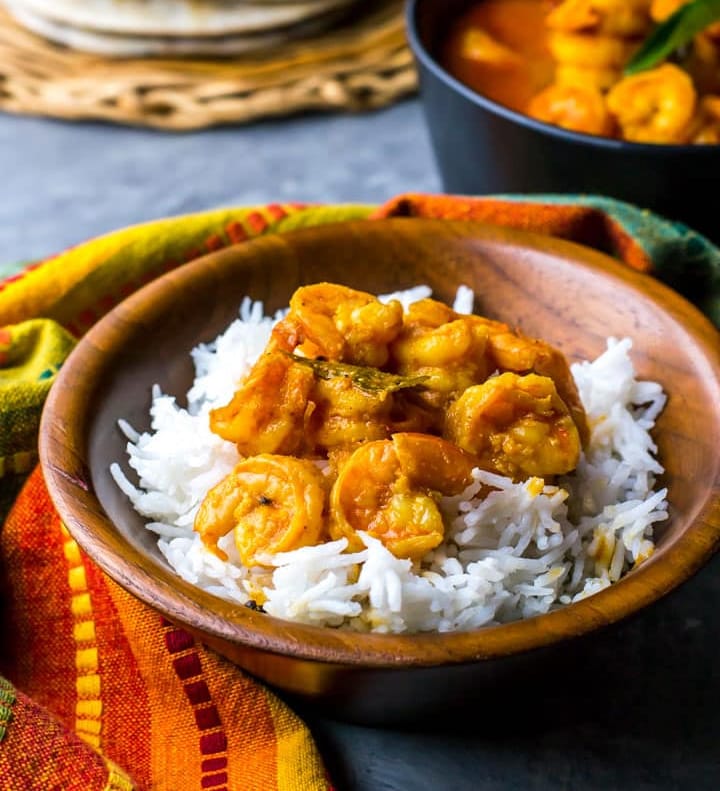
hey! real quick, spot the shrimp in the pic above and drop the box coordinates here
[306,374,395,452]
[649,0,686,21]
[457,27,523,67]
[194,455,327,566]
[444,372,582,480]
[605,63,697,143]
[209,350,315,455]
[690,95,720,144]
[431,312,589,444]
[271,283,404,368]
[548,30,641,68]
[527,82,615,135]
[554,63,621,92]
[546,0,653,37]
[329,433,477,560]
[480,323,590,445]
[389,298,492,409]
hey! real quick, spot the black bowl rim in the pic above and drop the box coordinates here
[405,0,719,156]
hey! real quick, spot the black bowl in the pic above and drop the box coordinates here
[406,0,720,241]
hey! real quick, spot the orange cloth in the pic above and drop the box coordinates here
[0,203,356,791]
[1,194,718,790]
[2,469,333,791]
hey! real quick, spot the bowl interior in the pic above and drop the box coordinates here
[40,218,720,668]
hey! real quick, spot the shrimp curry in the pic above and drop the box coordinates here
[443,0,720,144]
[194,283,588,571]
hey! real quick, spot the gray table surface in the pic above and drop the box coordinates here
[0,101,439,264]
[2,100,719,791]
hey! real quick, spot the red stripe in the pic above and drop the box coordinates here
[226,221,248,244]
[165,628,195,654]
[201,757,227,772]
[246,212,267,234]
[200,731,227,755]
[265,204,287,221]
[173,653,202,680]
[98,295,116,313]
[201,773,228,788]
[195,705,221,730]
[1,272,25,285]
[161,617,230,788]
[185,680,212,705]
[0,254,61,293]
[205,234,224,252]
[78,308,97,327]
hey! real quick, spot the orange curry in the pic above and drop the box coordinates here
[442,0,720,143]
[193,283,588,569]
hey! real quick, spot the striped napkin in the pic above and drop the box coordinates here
[1,194,718,790]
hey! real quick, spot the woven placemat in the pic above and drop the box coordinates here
[0,0,417,130]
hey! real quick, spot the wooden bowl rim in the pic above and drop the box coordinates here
[39,217,720,668]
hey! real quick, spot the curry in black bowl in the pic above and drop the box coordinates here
[406,0,720,240]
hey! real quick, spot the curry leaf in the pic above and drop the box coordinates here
[624,0,720,75]
[289,354,428,393]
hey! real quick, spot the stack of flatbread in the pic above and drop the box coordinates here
[1,0,363,56]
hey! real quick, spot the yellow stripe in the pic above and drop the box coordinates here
[81,732,101,749]
[76,647,99,671]
[0,449,37,479]
[77,718,103,735]
[68,565,88,592]
[265,691,328,791]
[71,592,92,617]
[60,521,103,749]
[12,450,33,472]
[77,699,103,718]
[76,673,101,699]
[63,539,82,564]
[74,620,96,642]
[103,759,135,791]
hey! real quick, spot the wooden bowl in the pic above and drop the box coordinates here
[39,218,720,724]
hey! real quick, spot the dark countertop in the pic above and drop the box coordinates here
[298,556,720,790]
[2,100,719,791]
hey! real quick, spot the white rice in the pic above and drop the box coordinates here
[110,287,668,634]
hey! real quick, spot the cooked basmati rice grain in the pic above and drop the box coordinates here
[113,286,669,634]
[452,284,475,314]
[378,285,432,308]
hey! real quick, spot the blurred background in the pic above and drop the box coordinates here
[0,0,438,263]
[3,0,719,263]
